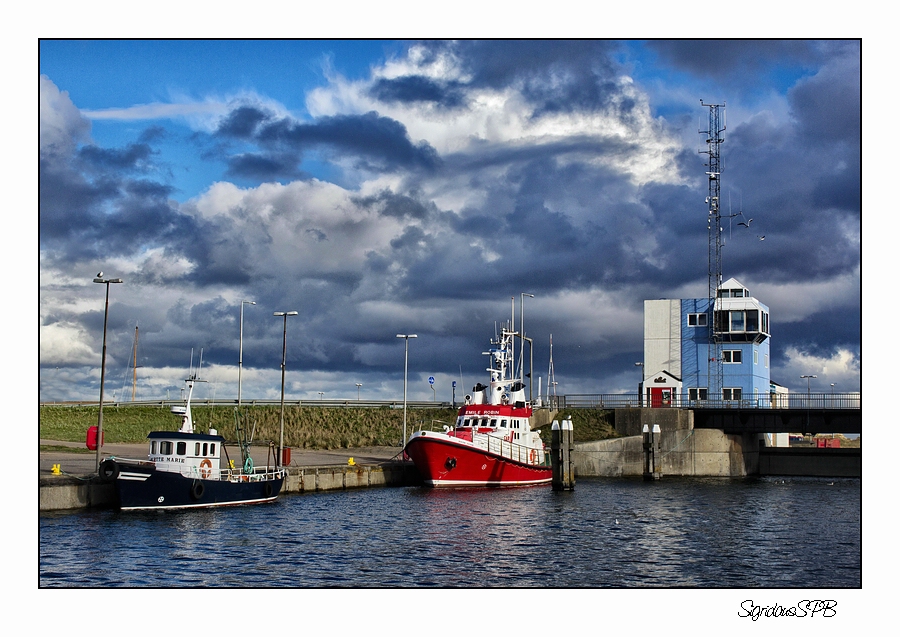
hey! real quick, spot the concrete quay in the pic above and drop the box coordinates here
[39,441,421,512]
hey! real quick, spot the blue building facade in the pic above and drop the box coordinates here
[642,277,770,406]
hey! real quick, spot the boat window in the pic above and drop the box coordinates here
[195,443,201,455]
[210,444,216,456]
[150,441,157,454]
[490,419,497,427]
[203,443,208,456]
[501,419,507,427]
[159,441,172,455]
[176,441,186,455]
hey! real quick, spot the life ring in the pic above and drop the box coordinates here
[191,479,205,500]
[529,449,536,464]
[99,459,119,481]
[264,482,273,498]
[199,458,212,479]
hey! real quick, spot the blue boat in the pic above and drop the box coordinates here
[99,373,285,511]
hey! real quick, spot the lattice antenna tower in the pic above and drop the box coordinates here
[700,100,725,397]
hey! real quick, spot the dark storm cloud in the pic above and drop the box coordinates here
[351,189,433,219]
[77,142,155,172]
[216,105,272,138]
[40,131,202,272]
[225,152,310,181]
[646,40,823,80]
[369,75,467,108]
[417,40,624,116]
[212,107,441,178]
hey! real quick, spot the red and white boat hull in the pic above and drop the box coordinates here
[405,430,552,487]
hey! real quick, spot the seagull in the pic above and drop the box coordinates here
[737,218,753,228]
[97,271,103,278]
[757,235,765,241]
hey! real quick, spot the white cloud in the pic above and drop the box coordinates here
[40,75,91,157]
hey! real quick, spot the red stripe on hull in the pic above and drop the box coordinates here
[405,434,551,488]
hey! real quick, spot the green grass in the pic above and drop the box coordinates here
[39,404,620,449]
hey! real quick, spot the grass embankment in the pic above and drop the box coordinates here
[39,405,619,450]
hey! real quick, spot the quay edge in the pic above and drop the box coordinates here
[40,461,421,512]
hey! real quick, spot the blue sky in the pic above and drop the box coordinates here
[38,39,861,404]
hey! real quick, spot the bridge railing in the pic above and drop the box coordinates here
[558,392,861,410]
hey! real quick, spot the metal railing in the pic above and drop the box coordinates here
[560,392,861,410]
[41,393,861,411]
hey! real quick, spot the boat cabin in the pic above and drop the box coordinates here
[147,430,225,480]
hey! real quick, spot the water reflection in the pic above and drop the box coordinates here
[40,476,860,587]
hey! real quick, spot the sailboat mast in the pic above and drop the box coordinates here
[132,326,138,401]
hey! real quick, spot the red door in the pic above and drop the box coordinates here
[650,388,672,408]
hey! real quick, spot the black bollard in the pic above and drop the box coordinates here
[552,418,575,491]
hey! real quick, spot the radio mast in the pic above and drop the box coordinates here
[700,100,725,398]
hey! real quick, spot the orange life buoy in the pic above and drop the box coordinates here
[529,449,536,463]
[199,458,212,479]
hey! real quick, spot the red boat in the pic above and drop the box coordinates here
[405,322,552,487]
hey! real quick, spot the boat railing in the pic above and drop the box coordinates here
[171,464,285,482]
[415,419,455,433]
[472,433,550,467]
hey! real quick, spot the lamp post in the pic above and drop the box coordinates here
[396,334,417,448]
[93,274,123,472]
[238,300,256,407]
[356,383,362,401]
[635,362,644,407]
[801,374,817,402]
[519,292,534,385]
[274,311,298,467]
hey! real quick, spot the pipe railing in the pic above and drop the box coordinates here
[560,392,861,410]
[41,393,861,411]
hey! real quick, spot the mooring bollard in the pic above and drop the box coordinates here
[551,417,575,491]
[643,423,662,481]
[652,424,662,480]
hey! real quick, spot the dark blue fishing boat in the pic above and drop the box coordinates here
[99,372,285,511]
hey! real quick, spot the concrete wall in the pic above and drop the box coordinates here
[574,428,760,477]
[614,407,693,437]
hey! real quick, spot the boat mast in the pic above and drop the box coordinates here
[132,326,138,401]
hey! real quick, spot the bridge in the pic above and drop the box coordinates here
[555,392,862,436]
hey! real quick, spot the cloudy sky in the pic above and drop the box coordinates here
[38,39,861,404]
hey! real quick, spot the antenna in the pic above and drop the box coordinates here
[700,100,725,398]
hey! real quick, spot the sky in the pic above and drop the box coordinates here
[38,39,861,404]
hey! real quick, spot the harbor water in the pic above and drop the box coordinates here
[39,475,860,588]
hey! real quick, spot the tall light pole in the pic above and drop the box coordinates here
[801,374,817,399]
[635,362,644,407]
[519,292,534,382]
[274,311,298,467]
[238,300,256,407]
[396,334,417,448]
[356,383,362,401]
[93,274,122,471]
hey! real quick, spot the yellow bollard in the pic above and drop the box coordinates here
[348,457,356,466]
[51,464,61,475]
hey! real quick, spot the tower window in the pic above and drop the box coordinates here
[688,313,708,326]
[723,350,742,363]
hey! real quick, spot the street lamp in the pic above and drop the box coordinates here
[356,383,362,401]
[274,311,298,467]
[519,292,534,384]
[801,374,817,397]
[238,300,256,407]
[635,362,644,407]
[396,334,417,448]
[93,274,123,471]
